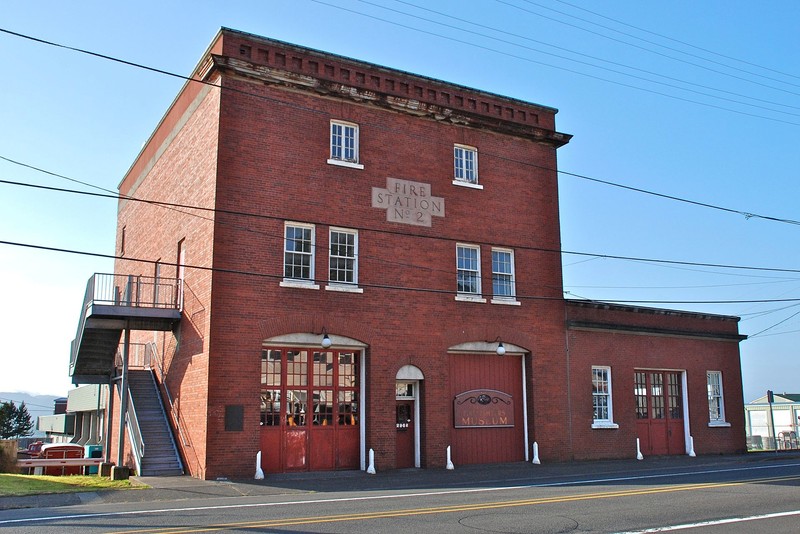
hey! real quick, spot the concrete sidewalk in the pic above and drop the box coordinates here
[2,451,799,511]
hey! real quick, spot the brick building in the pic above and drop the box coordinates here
[69,28,746,479]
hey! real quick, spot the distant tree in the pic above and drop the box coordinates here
[13,402,34,438]
[0,401,34,439]
[0,402,15,439]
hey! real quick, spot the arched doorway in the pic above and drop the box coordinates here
[260,333,366,473]
[396,365,423,468]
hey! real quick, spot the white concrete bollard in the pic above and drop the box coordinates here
[532,441,541,464]
[636,438,644,461]
[255,451,265,480]
[688,436,696,457]
[367,448,376,474]
[446,445,455,470]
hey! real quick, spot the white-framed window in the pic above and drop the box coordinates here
[491,248,518,304]
[328,228,361,292]
[707,371,729,426]
[453,144,480,188]
[282,223,318,289]
[592,366,618,428]
[456,244,483,301]
[328,120,363,169]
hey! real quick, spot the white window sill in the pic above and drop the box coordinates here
[708,421,731,428]
[455,294,487,303]
[452,180,483,190]
[491,298,521,306]
[325,284,364,293]
[280,280,320,290]
[591,422,619,429]
[327,158,364,170]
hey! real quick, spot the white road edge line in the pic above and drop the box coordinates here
[1,461,799,526]
[615,509,800,532]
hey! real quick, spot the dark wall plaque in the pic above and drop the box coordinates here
[225,404,244,431]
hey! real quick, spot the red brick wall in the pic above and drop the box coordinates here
[193,60,567,476]
[565,302,746,461]
[114,81,221,478]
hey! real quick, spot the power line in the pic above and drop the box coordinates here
[3,238,800,306]
[2,27,797,315]
[500,0,800,96]
[374,0,800,114]
[551,0,800,84]
[4,176,800,275]
[749,307,800,338]
[2,28,799,227]
[304,2,800,126]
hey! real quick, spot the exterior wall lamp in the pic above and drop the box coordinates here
[495,337,506,356]
[321,329,332,349]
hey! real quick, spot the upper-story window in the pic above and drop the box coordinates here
[328,120,363,169]
[329,228,358,286]
[282,223,317,288]
[456,244,481,297]
[453,144,479,187]
[491,248,516,301]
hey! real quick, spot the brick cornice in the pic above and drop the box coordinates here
[207,54,571,148]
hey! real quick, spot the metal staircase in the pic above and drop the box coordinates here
[127,369,184,476]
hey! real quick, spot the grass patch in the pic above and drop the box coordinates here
[0,474,140,497]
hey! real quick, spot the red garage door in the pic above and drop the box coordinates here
[449,354,525,465]
[635,370,685,456]
[260,348,360,473]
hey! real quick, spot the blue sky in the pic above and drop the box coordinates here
[1,1,797,403]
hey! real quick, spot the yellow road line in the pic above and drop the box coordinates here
[114,474,800,533]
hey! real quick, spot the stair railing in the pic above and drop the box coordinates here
[147,342,191,449]
[124,384,145,476]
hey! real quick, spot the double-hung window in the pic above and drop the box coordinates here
[592,366,618,428]
[328,120,363,168]
[282,223,317,288]
[456,244,482,299]
[329,228,358,287]
[453,144,479,187]
[491,248,517,303]
[707,371,729,426]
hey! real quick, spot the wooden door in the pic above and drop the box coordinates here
[635,371,685,456]
[396,400,415,468]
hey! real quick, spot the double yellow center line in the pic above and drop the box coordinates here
[118,474,800,533]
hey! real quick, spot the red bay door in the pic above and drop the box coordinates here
[635,371,685,456]
[396,400,415,468]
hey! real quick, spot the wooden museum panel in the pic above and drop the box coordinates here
[449,354,525,465]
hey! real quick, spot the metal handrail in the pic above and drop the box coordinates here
[70,273,182,373]
[148,343,192,450]
[119,381,144,476]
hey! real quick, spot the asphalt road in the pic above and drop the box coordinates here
[2,455,800,533]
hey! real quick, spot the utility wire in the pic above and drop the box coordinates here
[749,307,800,338]
[376,0,800,114]
[551,0,800,84]
[305,2,800,127]
[3,238,800,306]
[500,0,800,96]
[2,28,799,227]
[3,176,800,276]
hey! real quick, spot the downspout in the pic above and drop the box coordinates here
[564,301,573,459]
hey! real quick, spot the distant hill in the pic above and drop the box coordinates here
[0,392,63,438]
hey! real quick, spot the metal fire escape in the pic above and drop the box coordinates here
[69,273,183,474]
